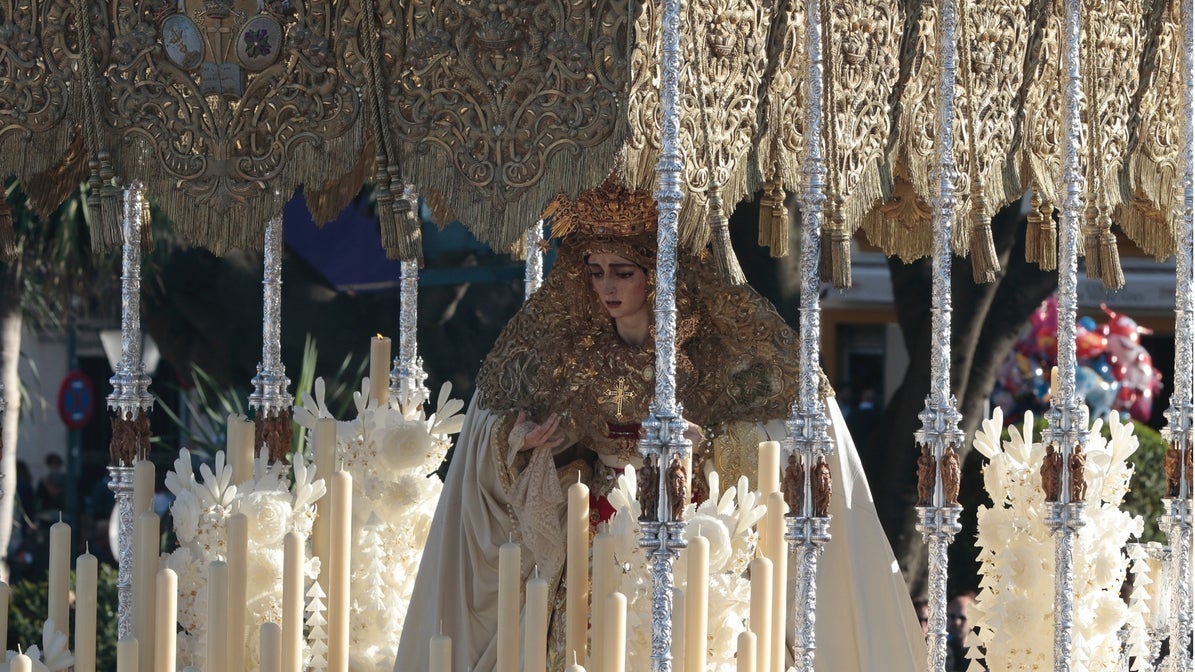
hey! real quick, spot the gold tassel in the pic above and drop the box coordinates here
[141,194,154,253]
[379,193,423,262]
[758,177,789,257]
[96,183,122,253]
[828,228,852,289]
[969,209,999,284]
[1098,228,1124,290]
[0,195,15,261]
[1032,193,1057,271]
[709,193,746,285]
[1025,190,1043,265]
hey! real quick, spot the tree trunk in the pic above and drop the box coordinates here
[0,261,23,582]
[859,203,1058,597]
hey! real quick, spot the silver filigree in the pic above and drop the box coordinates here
[914,2,966,670]
[389,185,429,408]
[248,216,293,414]
[524,220,546,299]
[781,2,834,670]
[108,464,135,640]
[1163,498,1193,672]
[107,182,154,418]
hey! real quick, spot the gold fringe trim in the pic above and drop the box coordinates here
[1025,188,1057,270]
[23,132,90,222]
[141,193,154,253]
[859,175,933,263]
[423,189,455,228]
[306,136,377,225]
[969,211,999,284]
[758,177,789,258]
[1114,199,1175,260]
[0,195,15,261]
[255,408,293,464]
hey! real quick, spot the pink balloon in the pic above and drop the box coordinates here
[1130,389,1154,422]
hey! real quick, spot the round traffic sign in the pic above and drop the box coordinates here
[57,371,95,430]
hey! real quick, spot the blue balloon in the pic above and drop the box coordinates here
[1079,316,1098,332]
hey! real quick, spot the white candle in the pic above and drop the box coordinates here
[207,561,228,672]
[1050,366,1060,401]
[155,568,178,672]
[134,459,155,517]
[497,541,520,672]
[11,650,31,672]
[312,417,337,592]
[227,415,255,484]
[708,470,721,503]
[736,629,757,672]
[606,592,627,672]
[590,533,615,672]
[282,532,304,672]
[566,479,589,667]
[0,581,9,653]
[48,518,70,638]
[117,637,138,672]
[260,622,282,672]
[748,557,772,672]
[672,588,686,672]
[75,550,99,672]
[226,513,248,672]
[758,441,780,495]
[369,335,392,408]
[134,510,159,672]
[429,633,451,672]
[524,573,549,672]
[766,491,788,672]
[328,471,353,672]
[686,534,709,672]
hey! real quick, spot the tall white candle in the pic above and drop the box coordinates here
[672,588,686,672]
[369,335,392,408]
[328,471,353,672]
[524,572,549,672]
[117,637,138,672]
[566,479,589,667]
[686,534,709,672]
[155,568,178,672]
[429,633,451,672]
[260,622,282,672]
[11,650,31,672]
[497,541,520,672]
[758,441,780,495]
[0,581,9,653]
[282,532,304,672]
[748,557,772,672]
[766,491,788,672]
[606,592,627,672]
[48,518,70,638]
[134,510,159,672]
[75,550,99,672]
[134,459,155,517]
[736,629,757,672]
[228,415,255,485]
[207,561,228,672]
[312,417,337,593]
[590,532,615,672]
[226,513,248,671]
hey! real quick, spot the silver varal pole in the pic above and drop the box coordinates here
[1162,0,1195,667]
[915,0,965,670]
[248,215,293,415]
[637,0,690,668]
[524,220,546,299]
[107,181,155,639]
[1044,0,1088,669]
[782,2,833,671]
[389,184,429,407]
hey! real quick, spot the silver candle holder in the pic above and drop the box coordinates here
[389,186,429,409]
[248,215,293,416]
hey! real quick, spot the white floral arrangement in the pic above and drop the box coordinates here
[164,445,326,670]
[969,407,1144,672]
[0,621,74,672]
[293,377,464,671]
[605,466,766,672]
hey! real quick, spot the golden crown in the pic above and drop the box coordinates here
[547,176,658,240]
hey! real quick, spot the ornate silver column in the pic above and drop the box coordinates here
[638,0,691,669]
[1161,0,1195,667]
[248,215,294,460]
[1043,0,1089,669]
[524,220,546,299]
[781,2,834,671]
[107,181,155,639]
[389,185,429,408]
[914,1,965,670]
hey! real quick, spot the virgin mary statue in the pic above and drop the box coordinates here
[395,179,927,672]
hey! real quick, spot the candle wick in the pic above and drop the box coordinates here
[534,565,539,579]
[439,620,444,636]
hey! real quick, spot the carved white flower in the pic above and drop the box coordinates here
[236,490,294,546]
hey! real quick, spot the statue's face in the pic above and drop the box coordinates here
[586,252,649,324]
